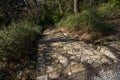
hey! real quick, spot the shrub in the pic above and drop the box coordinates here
[0,22,41,62]
[0,22,42,80]
[79,10,115,35]
[56,9,115,38]
[56,14,81,30]
[56,1,120,37]
[98,2,120,19]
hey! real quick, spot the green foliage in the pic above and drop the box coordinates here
[98,2,120,19]
[0,22,41,61]
[56,1,120,38]
[38,12,62,26]
[56,9,115,36]
[37,1,63,26]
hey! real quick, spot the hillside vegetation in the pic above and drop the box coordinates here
[56,2,120,39]
[0,0,120,79]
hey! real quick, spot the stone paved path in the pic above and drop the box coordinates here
[37,28,120,80]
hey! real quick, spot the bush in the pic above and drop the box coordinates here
[56,13,81,30]
[56,9,115,38]
[0,22,42,80]
[0,22,41,62]
[98,2,120,19]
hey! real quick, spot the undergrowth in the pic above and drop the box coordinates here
[56,2,118,39]
[0,22,42,80]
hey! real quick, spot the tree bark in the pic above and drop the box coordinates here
[74,0,80,14]
[24,0,34,19]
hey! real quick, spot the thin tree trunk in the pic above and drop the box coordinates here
[24,0,34,19]
[33,0,41,23]
[74,0,80,14]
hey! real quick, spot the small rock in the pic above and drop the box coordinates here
[104,50,117,59]
[52,54,57,59]
[101,58,110,63]
[89,44,93,47]
[83,50,94,55]
[81,57,87,62]
[70,64,86,73]
[70,56,76,60]
[100,47,107,53]
[37,75,48,80]
[100,47,117,59]
[63,67,71,75]
[57,54,68,66]
[97,46,101,51]
[90,55,102,60]
[88,60,94,64]
[49,71,60,79]
[55,60,59,63]
[56,63,62,69]
[63,32,68,36]
[76,55,81,60]
[70,61,78,65]
[47,66,54,73]
[93,50,103,56]
[51,43,59,46]
[84,56,91,60]
[92,60,102,67]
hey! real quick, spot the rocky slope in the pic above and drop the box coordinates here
[37,27,120,80]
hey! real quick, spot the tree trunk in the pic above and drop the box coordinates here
[74,0,80,14]
[24,0,34,19]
